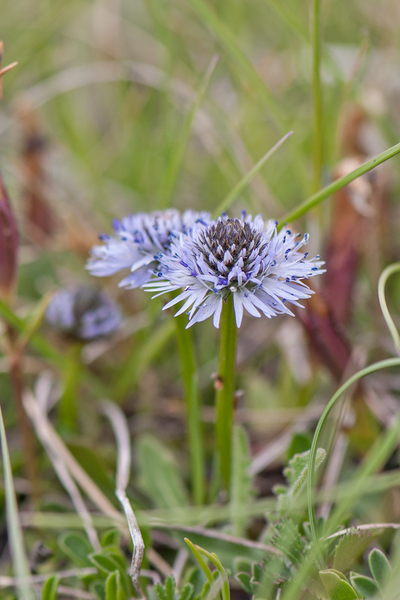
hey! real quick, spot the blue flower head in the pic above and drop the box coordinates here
[46,286,122,340]
[86,209,211,288]
[145,213,325,328]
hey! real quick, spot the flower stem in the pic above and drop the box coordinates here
[174,313,205,505]
[59,343,82,433]
[215,295,237,491]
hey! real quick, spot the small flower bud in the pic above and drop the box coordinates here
[0,170,18,303]
[46,286,122,341]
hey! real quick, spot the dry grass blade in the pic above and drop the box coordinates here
[0,568,97,588]
[23,389,100,549]
[99,400,145,594]
[22,388,123,523]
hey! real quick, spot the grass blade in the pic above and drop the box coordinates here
[0,406,35,600]
[213,131,293,217]
[160,54,220,207]
[378,262,400,354]
[282,141,400,223]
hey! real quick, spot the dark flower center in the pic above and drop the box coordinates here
[197,218,262,267]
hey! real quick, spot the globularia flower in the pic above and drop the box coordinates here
[86,209,210,288]
[46,286,122,340]
[145,212,325,328]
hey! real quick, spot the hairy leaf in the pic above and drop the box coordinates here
[137,435,189,508]
[368,548,391,590]
[333,528,379,573]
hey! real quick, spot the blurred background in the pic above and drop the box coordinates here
[2,0,400,592]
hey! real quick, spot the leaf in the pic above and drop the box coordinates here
[136,435,189,508]
[235,572,252,594]
[179,582,194,600]
[368,548,391,589]
[285,449,326,492]
[101,530,122,548]
[89,552,125,577]
[106,570,126,600]
[154,575,176,600]
[350,573,379,598]
[286,432,311,462]
[271,519,303,566]
[58,532,92,567]
[90,580,106,600]
[230,426,254,537]
[185,539,230,600]
[275,448,326,514]
[41,575,60,600]
[319,570,359,600]
[333,528,379,573]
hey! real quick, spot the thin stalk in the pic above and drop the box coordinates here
[7,326,39,501]
[312,0,323,193]
[213,131,293,218]
[59,343,82,433]
[281,140,400,224]
[378,262,400,354]
[215,295,237,491]
[174,313,205,505]
[307,357,400,568]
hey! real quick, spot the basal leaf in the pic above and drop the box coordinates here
[136,435,189,508]
[350,573,379,598]
[368,548,391,590]
[319,569,359,600]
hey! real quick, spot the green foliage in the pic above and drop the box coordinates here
[271,519,304,565]
[368,548,391,590]
[333,529,379,574]
[136,434,189,508]
[105,571,125,600]
[274,448,326,515]
[319,569,359,599]
[154,575,195,600]
[350,573,379,598]
[41,576,60,600]
[229,425,254,537]
[58,532,93,567]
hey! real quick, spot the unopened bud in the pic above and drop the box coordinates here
[0,170,18,303]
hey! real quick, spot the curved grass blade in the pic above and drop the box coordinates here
[307,357,400,567]
[378,262,400,354]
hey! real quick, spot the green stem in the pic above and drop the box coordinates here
[312,0,323,193]
[282,140,400,224]
[307,357,400,568]
[215,295,237,491]
[59,343,83,433]
[174,314,205,505]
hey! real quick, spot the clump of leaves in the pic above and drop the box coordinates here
[273,447,326,517]
[152,575,196,600]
